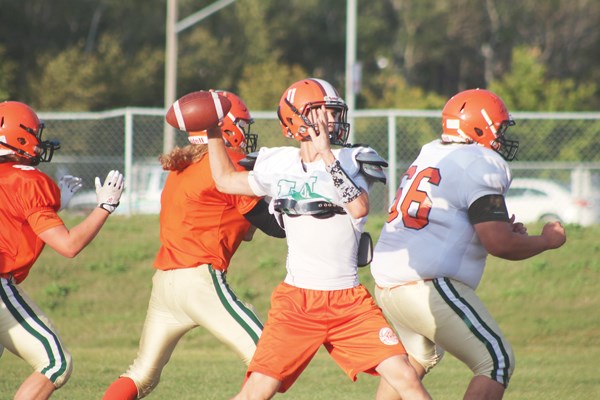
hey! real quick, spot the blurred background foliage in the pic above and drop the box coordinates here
[0,0,598,112]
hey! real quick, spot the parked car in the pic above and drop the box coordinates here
[67,164,167,215]
[505,178,599,226]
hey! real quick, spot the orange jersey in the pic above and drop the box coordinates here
[154,149,260,271]
[0,162,63,283]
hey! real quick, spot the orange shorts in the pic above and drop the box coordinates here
[247,282,406,393]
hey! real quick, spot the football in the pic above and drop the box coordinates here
[165,91,232,132]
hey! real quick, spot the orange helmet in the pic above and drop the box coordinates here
[277,78,350,146]
[188,91,257,153]
[0,101,59,165]
[441,89,518,161]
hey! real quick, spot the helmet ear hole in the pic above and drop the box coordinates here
[474,128,484,137]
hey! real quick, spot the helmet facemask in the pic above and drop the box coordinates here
[490,119,518,161]
[241,120,258,153]
[323,103,350,146]
[0,120,60,165]
[216,91,258,154]
[221,117,257,153]
[282,98,350,147]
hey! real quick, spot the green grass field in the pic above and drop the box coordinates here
[2,214,599,399]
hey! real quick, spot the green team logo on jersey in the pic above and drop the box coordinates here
[277,177,332,202]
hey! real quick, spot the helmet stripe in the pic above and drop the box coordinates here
[311,78,338,99]
[480,108,497,135]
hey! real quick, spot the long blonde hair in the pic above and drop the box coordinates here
[159,143,246,172]
[159,144,208,172]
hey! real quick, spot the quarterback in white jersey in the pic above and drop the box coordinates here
[249,145,375,290]
[206,79,432,400]
[371,89,566,400]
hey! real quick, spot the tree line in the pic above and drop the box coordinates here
[1,0,598,112]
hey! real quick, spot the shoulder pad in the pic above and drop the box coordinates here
[238,151,258,171]
[355,149,388,184]
[355,151,388,167]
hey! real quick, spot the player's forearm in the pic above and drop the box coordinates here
[344,191,369,219]
[476,221,561,260]
[39,208,110,258]
[206,128,254,196]
[489,234,552,260]
[324,158,368,218]
[207,138,233,186]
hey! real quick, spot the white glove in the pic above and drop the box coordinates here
[58,175,83,210]
[95,170,124,214]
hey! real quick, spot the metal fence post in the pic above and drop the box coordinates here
[387,113,397,207]
[124,109,134,216]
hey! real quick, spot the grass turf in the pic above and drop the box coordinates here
[1,214,599,399]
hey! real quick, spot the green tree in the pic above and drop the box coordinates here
[490,46,597,112]
[238,61,308,110]
[362,73,445,109]
[32,34,163,111]
[514,0,599,83]
[33,44,106,111]
[1,0,598,110]
[236,0,308,110]
[0,46,17,100]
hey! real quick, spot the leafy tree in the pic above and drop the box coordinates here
[1,0,598,110]
[488,46,599,163]
[238,61,308,110]
[265,0,347,88]
[361,73,445,109]
[0,46,17,100]
[32,34,163,111]
[235,0,308,110]
[515,0,600,83]
[33,44,106,111]
[490,46,597,112]
[177,25,239,97]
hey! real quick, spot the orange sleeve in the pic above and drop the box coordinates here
[0,164,62,283]
[153,152,261,271]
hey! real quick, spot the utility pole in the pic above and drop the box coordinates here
[345,0,358,144]
[163,0,237,153]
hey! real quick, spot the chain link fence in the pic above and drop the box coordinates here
[38,108,600,221]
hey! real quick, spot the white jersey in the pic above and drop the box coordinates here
[248,146,377,290]
[370,140,511,289]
